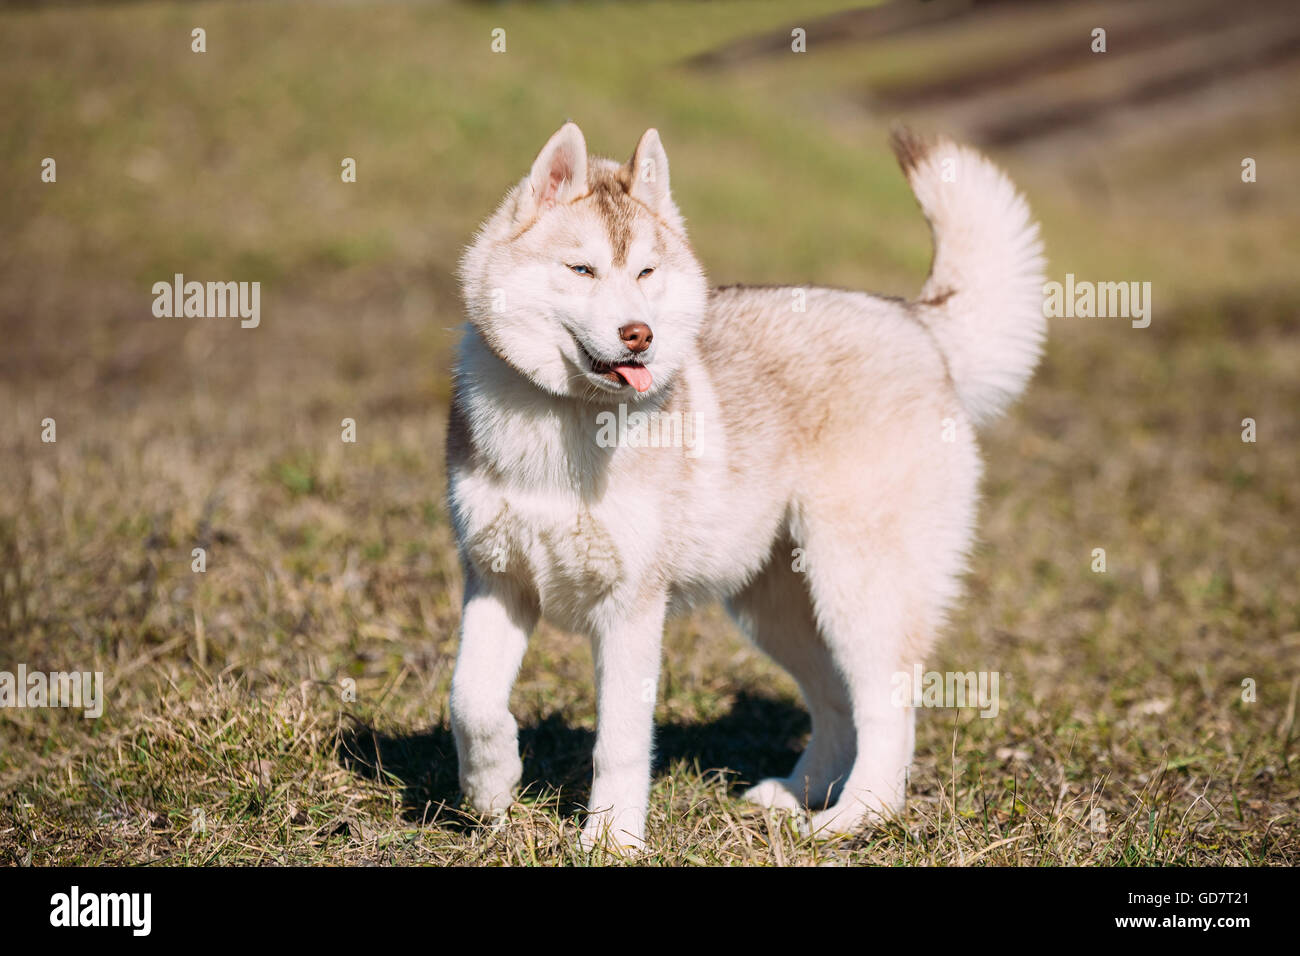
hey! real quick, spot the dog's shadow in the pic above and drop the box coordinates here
[337,692,808,827]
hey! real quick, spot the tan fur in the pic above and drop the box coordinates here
[446,123,1045,848]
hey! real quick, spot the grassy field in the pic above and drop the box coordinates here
[1,0,1297,865]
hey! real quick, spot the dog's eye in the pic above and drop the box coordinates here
[638,267,655,279]
[568,264,595,277]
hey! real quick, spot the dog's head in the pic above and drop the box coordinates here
[460,123,708,401]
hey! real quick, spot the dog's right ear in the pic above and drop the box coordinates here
[517,122,588,221]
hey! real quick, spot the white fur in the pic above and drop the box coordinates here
[446,125,1045,852]
[905,139,1047,424]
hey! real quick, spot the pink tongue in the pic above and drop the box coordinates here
[613,364,653,393]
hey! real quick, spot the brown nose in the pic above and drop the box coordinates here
[619,322,653,353]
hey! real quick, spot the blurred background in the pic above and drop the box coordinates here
[1,0,1296,864]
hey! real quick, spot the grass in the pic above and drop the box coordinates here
[0,0,1297,865]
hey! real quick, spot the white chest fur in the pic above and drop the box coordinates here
[447,332,782,631]
[453,469,662,625]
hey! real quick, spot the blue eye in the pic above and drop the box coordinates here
[638,267,655,278]
[569,264,595,277]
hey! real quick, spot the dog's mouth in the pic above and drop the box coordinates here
[577,341,653,393]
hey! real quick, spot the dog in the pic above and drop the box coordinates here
[446,122,1044,851]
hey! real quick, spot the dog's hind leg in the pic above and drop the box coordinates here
[727,539,855,812]
[789,525,921,835]
[791,479,974,836]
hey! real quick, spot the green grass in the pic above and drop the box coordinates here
[0,0,1297,865]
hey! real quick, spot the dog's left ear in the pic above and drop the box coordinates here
[518,122,588,222]
[627,129,673,216]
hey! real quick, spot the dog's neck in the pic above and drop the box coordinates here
[451,326,692,496]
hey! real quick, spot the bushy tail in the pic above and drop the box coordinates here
[891,128,1046,426]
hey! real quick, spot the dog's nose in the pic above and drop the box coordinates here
[619,322,653,353]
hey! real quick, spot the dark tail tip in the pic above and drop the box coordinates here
[889,124,932,176]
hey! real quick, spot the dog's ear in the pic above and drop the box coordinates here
[626,128,672,215]
[520,122,588,219]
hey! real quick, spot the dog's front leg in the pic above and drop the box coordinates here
[581,597,667,854]
[450,569,538,816]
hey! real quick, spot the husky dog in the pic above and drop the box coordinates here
[448,122,1044,850]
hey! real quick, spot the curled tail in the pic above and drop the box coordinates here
[891,127,1046,426]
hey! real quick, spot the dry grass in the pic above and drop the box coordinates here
[1,0,1297,865]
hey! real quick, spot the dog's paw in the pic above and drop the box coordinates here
[797,799,894,838]
[741,777,804,811]
[460,755,522,816]
[579,809,647,857]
